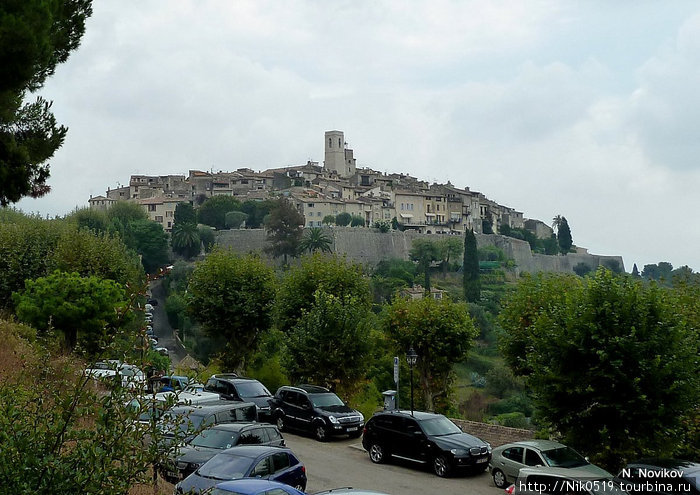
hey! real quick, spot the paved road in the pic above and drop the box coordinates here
[150,279,188,367]
[281,431,498,495]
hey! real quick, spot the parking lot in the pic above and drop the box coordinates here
[282,431,497,495]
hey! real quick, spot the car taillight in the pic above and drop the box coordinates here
[301,466,306,474]
[505,484,515,495]
[363,426,367,434]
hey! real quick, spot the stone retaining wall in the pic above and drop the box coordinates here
[215,228,625,275]
[450,419,534,447]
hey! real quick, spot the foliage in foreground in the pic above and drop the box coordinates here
[499,268,700,470]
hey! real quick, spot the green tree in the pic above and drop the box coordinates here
[335,212,352,227]
[198,225,215,252]
[298,227,332,254]
[383,297,477,411]
[322,215,336,226]
[373,220,391,232]
[350,215,365,227]
[12,271,124,353]
[264,198,304,265]
[499,269,700,470]
[573,262,592,277]
[68,207,108,233]
[106,200,148,227]
[171,221,200,259]
[409,238,440,292]
[557,216,573,253]
[0,0,93,206]
[128,219,169,273]
[187,249,276,370]
[240,199,274,229]
[437,236,463,276]
[285,290,373,390]
[174,201,196,225]
[631,263,640,277]
[275,253,372,334]
[197,195,241,230]
[463,229,480,302]
[225,210,248,229]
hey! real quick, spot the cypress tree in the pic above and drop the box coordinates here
[463,229,480,302]
[557,217,573,253]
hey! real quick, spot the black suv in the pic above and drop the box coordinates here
[204,374,273,421]
[270,385,364,441]
[362,410,491,477]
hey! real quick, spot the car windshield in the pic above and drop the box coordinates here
[196,453,251,480]
[209,489,245,495]
[419,416,462,436]
[190,429,240,449]
[310,393,344,408]
[235,381,271,398]
[542,447,588,468]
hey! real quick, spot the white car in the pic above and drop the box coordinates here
[86,361,146,390]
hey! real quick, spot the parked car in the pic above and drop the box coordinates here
[362,410,491,477]
[174,445,307,494]
[207,479,306,495]
[204,374,274,421]
[158,402,258,447]
[270,385,364,441]
[616,459,700,495]
[490,440,611,488]
[156,375,203,393]
[511,466,627,495]
[314,489,391,495]
[163,422,285,482]
[85,361,146,390]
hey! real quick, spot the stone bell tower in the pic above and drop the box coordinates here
[324,130,356,178]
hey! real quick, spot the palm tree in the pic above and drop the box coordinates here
[171,222,201,259]
[552,214,563,232]
[298,227,332,254]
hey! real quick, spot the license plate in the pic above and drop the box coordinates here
[347,427,358,432]
[476,457,488,463]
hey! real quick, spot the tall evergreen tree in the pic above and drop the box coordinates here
[264,198,304,265]
[463,229,480,302]
[557,217,573,253]
[631,263,640,277]
[0,0,93,205]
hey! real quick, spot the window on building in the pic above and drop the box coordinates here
[308,203,314,208]
[166,211,173,217]
[155,216,163,222]
[148,205,156,212]
[167,221,172,228]
[338,138,342,147]
[317,212,322,217]
[401,203,404,210]
[329,138,332,147]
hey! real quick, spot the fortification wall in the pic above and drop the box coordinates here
[215,228,625,274]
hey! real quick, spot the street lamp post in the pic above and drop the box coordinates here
[406,346,418,416]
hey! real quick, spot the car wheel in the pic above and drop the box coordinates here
[314,423,327,442]
[369,443,387,464]
[275,415,286,432]
[492,468,507,488]
[432,454,451,477]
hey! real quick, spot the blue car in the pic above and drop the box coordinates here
[174,446,306,494]
[207,479,306,495]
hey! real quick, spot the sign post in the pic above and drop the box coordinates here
[393,356,400,410]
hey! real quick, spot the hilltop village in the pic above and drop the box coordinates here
[88,130,553,241]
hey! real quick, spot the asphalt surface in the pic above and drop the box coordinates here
[282,430,498,495]
[149,278,188,367]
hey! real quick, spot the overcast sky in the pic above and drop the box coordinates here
[15,1,700,272]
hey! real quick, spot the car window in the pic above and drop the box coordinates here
[525,448,545,466]
[271,452,291,473]
[251,457,272,477]
[541,447,588,468]
[503,447,524,462]
[239,428,265,445]
[198,453,252,479]
[190,429,240,449]
[404,418,421,435]
[266,427,281,442]
[309,393,344,407]
[285,391,299,405]
[418,416,462,436]
[265,490,289,495]
[234,380,271,398]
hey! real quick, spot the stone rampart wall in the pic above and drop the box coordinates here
[450,419,534,447]
[215,228,625,274]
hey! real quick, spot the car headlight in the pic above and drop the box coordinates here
[328,415,339,424]
[450,448,469,456]
[358,412,364,422]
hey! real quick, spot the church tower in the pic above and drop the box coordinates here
[324,130,356,178]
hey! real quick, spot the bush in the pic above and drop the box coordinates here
[573,262,593,277]
[488,393,534,417]
[491,412,530,429]
[485,365,523,398]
